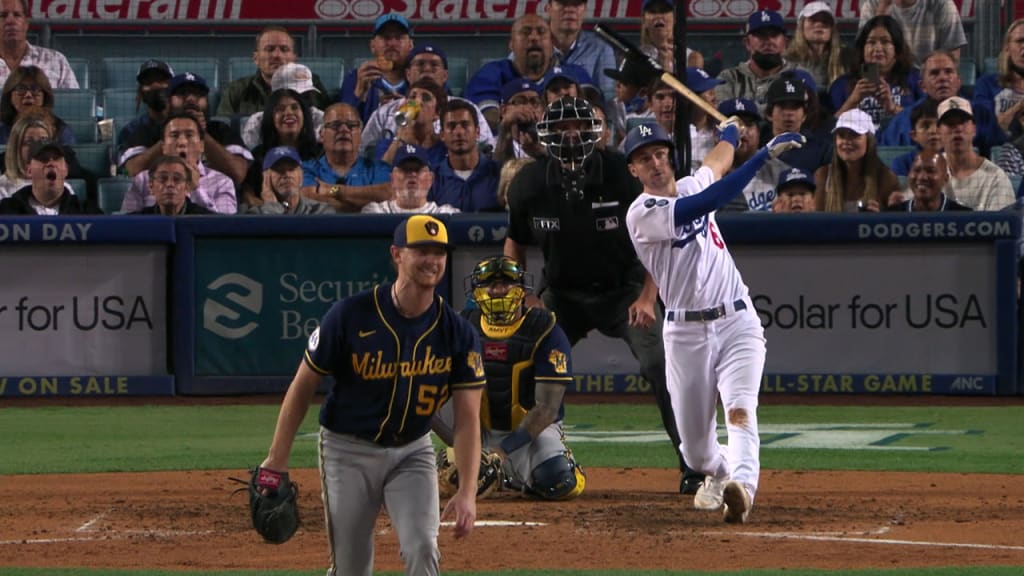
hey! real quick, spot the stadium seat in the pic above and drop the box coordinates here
[68,58,90,89]
[65,118,98,143]
[990,145,1005,166]
[74,142,112,179]
[228,56,255,82]
[67,178,87,206]
[983,57,999,77]
[1012,175,1022,199]
[53,89,97,120]
[302,57,345,97]
[876,145,915,169]
[103,88,140,120]
[447,57,469,97]
[97,176,132,214]
[104,57,220,91]
[958,57,976,89]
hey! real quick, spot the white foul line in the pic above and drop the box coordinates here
[714,530,1024,551]
[75,513,106,532]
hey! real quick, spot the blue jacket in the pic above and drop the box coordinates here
[428,154,501,212]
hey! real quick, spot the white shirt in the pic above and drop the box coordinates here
[361,96,495,154]
[626,166,749,311]
[361,200,460,214]
[944,157,1015,211]
[0,43,79,89]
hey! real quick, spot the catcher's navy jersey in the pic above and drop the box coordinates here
[305,283,486,446]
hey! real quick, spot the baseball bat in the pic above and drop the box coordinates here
[594,24,727,124]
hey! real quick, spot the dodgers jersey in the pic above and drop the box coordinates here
[625,166,749,311]
[305,283,486,446]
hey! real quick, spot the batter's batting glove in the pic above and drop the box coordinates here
[765,132,806,159]
[716,116,742,148]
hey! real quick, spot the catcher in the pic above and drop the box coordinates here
[433,255,585,500]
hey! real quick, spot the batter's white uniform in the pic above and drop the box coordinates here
[625,165,766,502]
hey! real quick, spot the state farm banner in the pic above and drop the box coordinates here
[0,245,167,376]
[30,0,975,22]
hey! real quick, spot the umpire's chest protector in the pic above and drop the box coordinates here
[465,308,556,431]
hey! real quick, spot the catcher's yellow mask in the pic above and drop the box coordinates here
[467,256,529,325]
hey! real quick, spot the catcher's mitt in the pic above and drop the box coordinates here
[233,467,299,544]
[436,447,503,499]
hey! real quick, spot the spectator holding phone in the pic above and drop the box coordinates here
[829,15,922,129]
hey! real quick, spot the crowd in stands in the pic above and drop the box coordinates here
[0,0,1021,216]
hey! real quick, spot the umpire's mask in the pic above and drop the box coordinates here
[537,96,602,177]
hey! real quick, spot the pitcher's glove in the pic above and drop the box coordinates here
[232,467,299,544]
[437,447,504,499]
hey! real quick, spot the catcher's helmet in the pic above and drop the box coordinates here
[466,256,529,325]
[536,96,602,173]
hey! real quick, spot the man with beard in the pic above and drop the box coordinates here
[120,72,252,186]
[217,25,330,116]
[716,10,809,116]
[888,150,970,212]
[0,140,93,214]
[129,155,211,215]
[120,113,236,214]
[339,14,415,123]
[466,14,592,134]
[429,99,500,212]
[301,103,391,212]
[117,60,173,158]
[362,143,459,214]
[772,167,818,213]
[879,50,1004,155]
[245,146,334,215]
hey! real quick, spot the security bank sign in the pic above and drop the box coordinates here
[195,238,392,375]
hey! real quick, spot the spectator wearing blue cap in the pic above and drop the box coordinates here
[540,67,580,104]
[765,71,833,176]
[716,10,808,116]
[715,98,778,212]
[430,99,501,212]
[683,67,724,173]
[339,14,415,123]
[121,72,253,187]
[363,142,459,214]
[244,146,334,215]
[494,79,546,163]
[465,14,593,134]
[772,166,817,212]
[362,44,495,156]
[545,0,616,101]
[218,26,331,117]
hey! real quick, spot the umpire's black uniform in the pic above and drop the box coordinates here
[506,147,701,490]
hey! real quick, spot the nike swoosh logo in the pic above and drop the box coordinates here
[358,330,376,338]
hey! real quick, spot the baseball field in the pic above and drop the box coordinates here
[2,395,1023,575]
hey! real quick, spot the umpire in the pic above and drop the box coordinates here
[504,96,704,494]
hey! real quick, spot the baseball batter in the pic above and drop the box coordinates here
[258,214,486,576]
[623,121,804,523]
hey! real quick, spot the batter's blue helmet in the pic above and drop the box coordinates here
[623,123,674,163]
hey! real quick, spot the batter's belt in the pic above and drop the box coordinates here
[665,298,748,323]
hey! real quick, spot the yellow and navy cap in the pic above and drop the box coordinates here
[393,215,452,249]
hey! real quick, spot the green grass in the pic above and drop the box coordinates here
[3,404,1023,475]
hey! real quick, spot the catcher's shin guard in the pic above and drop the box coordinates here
[529,452,585,500]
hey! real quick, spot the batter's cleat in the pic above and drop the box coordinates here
[722,480,751,524]
[693,477,726,510]
[680,474,704,495]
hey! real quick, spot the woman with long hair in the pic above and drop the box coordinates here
[239,88,320,207]
[829,15,922,129]
[785,2,849,98]
[974,19,1024,138]
[0,66,74,145]
[814,109,902,212]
